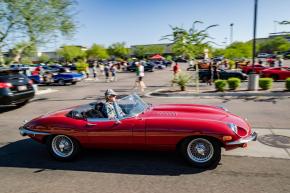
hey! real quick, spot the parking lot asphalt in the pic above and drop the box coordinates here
[1,64,290,193]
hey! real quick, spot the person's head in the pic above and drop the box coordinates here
[135,62,140,66]
[104,89,117,102]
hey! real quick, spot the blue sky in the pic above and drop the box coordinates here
[48,0,290,50]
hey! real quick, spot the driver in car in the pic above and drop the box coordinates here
[103,89,125,119]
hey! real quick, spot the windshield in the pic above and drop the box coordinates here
[118,94,148,117]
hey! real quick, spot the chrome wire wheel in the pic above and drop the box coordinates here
[51,135,74,158]
[186,138,214,163]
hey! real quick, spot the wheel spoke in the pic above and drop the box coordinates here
[52,135,74,158]
[187,138,214,163]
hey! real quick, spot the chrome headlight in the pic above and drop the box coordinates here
[227,123,238,134]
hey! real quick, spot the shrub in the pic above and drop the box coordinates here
[286,78,290,91]
[214,79,227,91]
[227,78,241,90]
[172,72,192,91]
[259,78,273,90]
[76,61,88,73]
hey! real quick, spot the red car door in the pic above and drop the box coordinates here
[84,117,135,148]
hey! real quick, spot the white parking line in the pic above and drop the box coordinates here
[36,88,58,95]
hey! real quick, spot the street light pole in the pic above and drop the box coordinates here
[230,23,234,44]
[252,0,258,68]
[248,0,259,91]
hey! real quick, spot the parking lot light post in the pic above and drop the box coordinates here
[248,0,259,91]
[230,23,234,44]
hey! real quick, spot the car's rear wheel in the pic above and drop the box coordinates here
[58,79,65,86]
[180,137,221,168]
[47,135,80,161]
[16,100,29,107]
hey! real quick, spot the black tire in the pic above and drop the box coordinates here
[58,79,65,86]
[180,137,221,168]
[16,100,29,107]
[71,82,77,85]
[271,74,279,81]
[46,135,80,161]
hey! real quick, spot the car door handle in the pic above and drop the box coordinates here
[86,123,97,126]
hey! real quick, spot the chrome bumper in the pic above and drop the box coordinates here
[226,132,257,145]
[19,127,50,137]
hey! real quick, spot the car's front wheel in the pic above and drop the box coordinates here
[180,137,221,168]
[47,135,80,161]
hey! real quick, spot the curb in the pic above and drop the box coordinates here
[147,89,290,98]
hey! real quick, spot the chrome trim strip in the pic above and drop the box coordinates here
[226,132,257,145]
[19,127,50,136]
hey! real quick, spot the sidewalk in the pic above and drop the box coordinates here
[224,128,290,159]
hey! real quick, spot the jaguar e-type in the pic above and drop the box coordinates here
[19,94,257,168]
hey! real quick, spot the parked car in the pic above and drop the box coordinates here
[25,69,84,86]
[283,52,290,59]
[241,64,268,74]
[174,57,188,63]
[257,53,270,58]
[63,64,77,71]
[260,67,290,81]
[0,68,35,106]
[127,62,155,72]
[19,93,257,168]
[10,64,30,69]
[199,69,248,82]
[151,61,166,69]
[48,64,68,72]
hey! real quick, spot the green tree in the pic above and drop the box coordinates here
[9,42,36,63]
[38,54,50,63]
[86,44,109,60]
[212,48,225,57]
[145,45,165,55]
[222,41,252,59]
[133,46,147,59]
[58,46,86,63]
[162,21,218,59]
[0,0,76,64]
[258,37,290,54]
[108,42,129,59]
[20,57,32,65]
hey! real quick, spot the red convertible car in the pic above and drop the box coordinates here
[241,64,268,74]
[260,67,290,80]
[19,94,257,168]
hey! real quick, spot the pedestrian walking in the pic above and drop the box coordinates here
[133,62,146,94]
[104,64,110,82]
[85,65,90,78]
[207,62,213,86]
[99,63,105,75]
[110,64,117,81]
[172,62,180,86]
[277,57,284,67]
[92,62,98,80]
[213,65,219,81]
